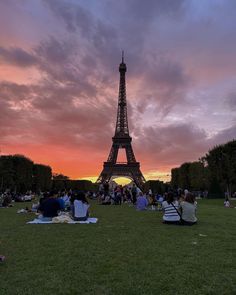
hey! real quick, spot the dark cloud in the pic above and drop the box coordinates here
[43,0,93,35]
[134,123,208,168]
[147,57,188,87]
[35,36,75,64]
[125,0,185,22]
[134,121,236,170]
[226,92,236,111]
[130,55,190,118]
[210,124,236,146]
[0,78,114,152]
[44,0,122,72]
[33,36,99,98]
[0,0,236,178]
[0,46,37,67]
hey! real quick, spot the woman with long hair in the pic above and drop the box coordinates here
[72,191,90,221]
[179,193,197,225]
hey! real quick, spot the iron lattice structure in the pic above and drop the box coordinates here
[97,54,146,187]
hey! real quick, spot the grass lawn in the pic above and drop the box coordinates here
[0,199,236,295]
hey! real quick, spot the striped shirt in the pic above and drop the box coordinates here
[162,200,180,221]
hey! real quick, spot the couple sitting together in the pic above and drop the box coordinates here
[38,191,89,222]
[162,192,197,226]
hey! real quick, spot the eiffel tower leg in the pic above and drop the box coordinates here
[96,167,113,184]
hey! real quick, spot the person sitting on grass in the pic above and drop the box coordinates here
[61,191,71,209]
[149,193,156,211]
[101,194,112,205]
[57,195,65,211]
[179,193,197,226]
[136,192,148,211]
[72,191,90,221]
[156,193,164,210]
[162,192,180,225]
[2,193,13,207]
[224,198,234,208]
[38,190,61,221]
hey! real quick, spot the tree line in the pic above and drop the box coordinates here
[0,154,96,193]
[1,140,235,196]
[171,140,236,197]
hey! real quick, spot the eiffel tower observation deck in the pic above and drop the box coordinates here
[97,53,146,187]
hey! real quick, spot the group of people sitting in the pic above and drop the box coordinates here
[162,192,197,226]
[97,182,198,225]
[0,191,33,207]
[0,193,13,208]
[98,183,143,205]
[135,190,197,226]
[37,190,90,222]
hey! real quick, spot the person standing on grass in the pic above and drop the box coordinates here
[131,184,138,205]
[179,193,197,225]
[103,181,110,197]
[162,192,180,225]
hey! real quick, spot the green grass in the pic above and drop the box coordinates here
[0,199,236,295]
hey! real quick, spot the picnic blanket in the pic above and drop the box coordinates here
[27,217,98,224]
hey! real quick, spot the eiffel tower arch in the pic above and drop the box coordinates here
[97,53,145,187]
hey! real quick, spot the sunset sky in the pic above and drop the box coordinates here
[0,0,236,183]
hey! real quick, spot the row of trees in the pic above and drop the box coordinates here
[143,180,169,194]
[52,174,97,192]
[2,140,235,196]
[0,155,52,193]
[0,155,96,193]
[171,140,236,197]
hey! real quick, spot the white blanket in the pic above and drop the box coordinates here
[27,217,98,224]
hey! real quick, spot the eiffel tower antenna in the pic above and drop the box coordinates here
[97,56,145,187]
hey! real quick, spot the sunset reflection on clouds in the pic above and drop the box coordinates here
[0,0,236,182]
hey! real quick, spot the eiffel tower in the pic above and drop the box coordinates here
[97,53,145,187]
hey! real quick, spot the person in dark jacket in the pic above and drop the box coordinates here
[38,191,60,221]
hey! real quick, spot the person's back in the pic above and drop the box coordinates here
[136,194,148,211]
[73,199,89,220]
[62,194,70,203]
[224,199,231,207]
[38,191,60,219]
[57,197,65,210]
[180,193,197,225]
[162,200,180,221]
[180,201,197,223]
[39,197,60,218]
[2,195,12,207]
[162,192,180,224]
